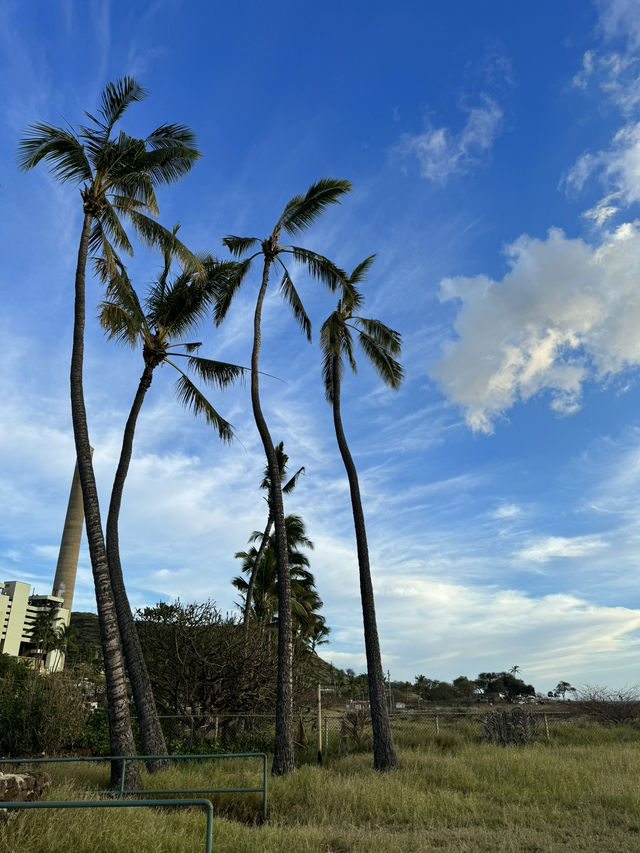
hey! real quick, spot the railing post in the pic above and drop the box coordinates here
[119,757,127,796]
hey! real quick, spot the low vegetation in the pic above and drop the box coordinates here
[2,724,640,852]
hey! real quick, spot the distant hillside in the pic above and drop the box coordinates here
[68,611,101,668]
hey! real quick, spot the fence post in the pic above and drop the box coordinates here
[544,713,550,742]
[435,714,439,735]
[317,682,323,765]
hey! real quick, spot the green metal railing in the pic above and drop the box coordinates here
[0,798,213,852]
[0,752,267,820]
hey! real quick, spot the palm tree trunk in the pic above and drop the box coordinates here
[72,211,141,789]
[331,356,398,771]
[106,362,169,772]
[251,257,294,776]
[242,511,273,631]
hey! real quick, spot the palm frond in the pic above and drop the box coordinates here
[355,317,402,357]
[98,77,148,132]
[183,355,247,389]
[357,329,405,389]
[98,301,141,347]
[276,178,352,237]
[102,265,146,329]
[348,254,377,285]
[278,263,311,341]
[182,342,202,353]
[320,315,345,402]
[283,466,305,494]
[17,124,92,181]
[222,235,260,257]
[211,257,253,325]
[134,145,200,186]
[171,368,234,441]
[146,123,198,150]
[99,204,134,254]
[288,247,346,292]
[127,211,204,276]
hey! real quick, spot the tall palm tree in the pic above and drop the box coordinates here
[320,256,404,771]
[99,239,246,768]
[217,178,351,774]
[241,442,305,631]
[18,77,200,787]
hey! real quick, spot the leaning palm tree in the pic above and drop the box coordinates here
[99,239,246,768]
[18,77,200,787]
[320,256,404,771]
[217,178,351,774]
[241,442,305,631]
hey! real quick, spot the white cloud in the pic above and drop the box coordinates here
[429,222,640,432]
[565,122,640,208]
[492,503,522,520]
[394,95,503,184]
[515,535,608,563]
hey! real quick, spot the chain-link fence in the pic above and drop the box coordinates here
[154,708,581,757]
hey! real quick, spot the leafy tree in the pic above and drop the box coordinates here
[320,257,403,771]
[217,178,351,774]
[241,442,305,631]
[99,237,245,767]
[18,77,200,786]
[549,681,577,700]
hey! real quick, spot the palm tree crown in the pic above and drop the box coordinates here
[18,76,200,277]
[320,255,404,401]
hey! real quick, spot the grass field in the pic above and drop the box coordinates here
[2,724,640,852]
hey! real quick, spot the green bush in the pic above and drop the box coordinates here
[0,655,89,756]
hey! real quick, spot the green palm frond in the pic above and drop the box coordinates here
[348,254,377,285]
[222,235,260,257]
[283,465,305,494]
[134,144,200,186]
[182,355,247,389]
[355,317,402,356]
[276,178,352,237]
[17,124,92,181]
[288,247,346,292]
[211,257,253,325]
[128,211,203,276]
[98,301,141,347]
[278,263,311,341]
[102,266,146,328]
[146,123,198,150]
[171,368,234,441]
[182,342,202,353]
[98,77,148,132]
[356,329,405,389]
[99,204,135,254]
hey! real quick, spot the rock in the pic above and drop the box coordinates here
[0,771,51,822]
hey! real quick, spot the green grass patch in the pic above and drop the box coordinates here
[2,734,640,852]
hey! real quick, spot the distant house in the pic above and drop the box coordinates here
[0,580,69,672]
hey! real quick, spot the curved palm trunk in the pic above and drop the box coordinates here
[242,510,273,631]
[72,212,141,789]
[252,257,295,776]
[331,356,398,771]
[106,362,169,772]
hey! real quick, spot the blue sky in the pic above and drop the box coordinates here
[2,0,640,693]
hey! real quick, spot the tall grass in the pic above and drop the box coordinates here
[2,728,640,851]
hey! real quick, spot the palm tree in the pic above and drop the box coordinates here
[217,178,351,774]
[241,442,305,631]
[320,256,404,771]
[99,239,246,769]
[233,514,319,639]
[18,77,200,787]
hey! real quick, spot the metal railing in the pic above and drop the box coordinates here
[0,751,267,821]
[0,798,213,853]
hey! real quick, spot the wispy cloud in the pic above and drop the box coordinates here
[515,535,608,563]
[394,95,503,184]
